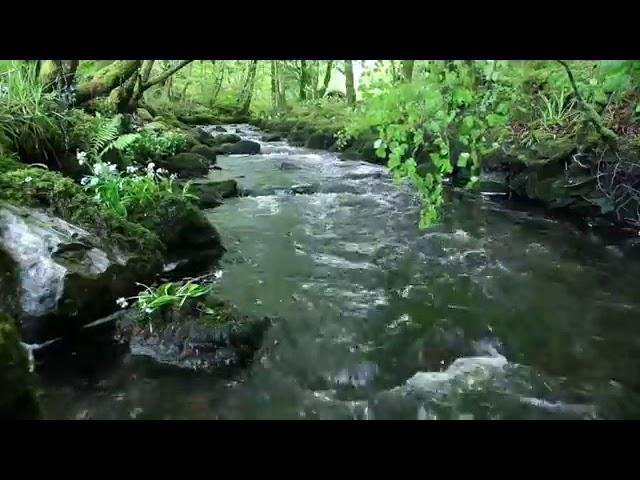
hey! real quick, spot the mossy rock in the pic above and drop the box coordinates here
[116,293,271,372]
[0,167,163,263]
[0,312,41,419]
[209,133,241,146]
[190,145,217,163]
[262,133,282,142]
[178,114,219,125]
[0,130,15,157]
[157,152,209,178]
[214,140,261,155]
[187,179,238,208]
[128,195,224,270]
[144,121,171,132]
[136,108,154,122]
[305,131,335,150]
[0,155,24,174]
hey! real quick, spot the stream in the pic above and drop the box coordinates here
[40,124,640,419]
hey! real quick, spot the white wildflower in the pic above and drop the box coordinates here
[115,297,129,308]
[89,177,99,187]
[93,162,105,175]
[108,164,118,173]
[80,177,90,186]
[24,176,33,183]
[157,168,168,175]
[146,162,155,172]
[170,173,177,180]
[214,270,223,280]
[144,307,153,314]
[76,151,87,165]
[126,166,139,174]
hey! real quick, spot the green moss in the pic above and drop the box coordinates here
[0,312,41,419]
[0,167,164,265]
[0,155,24,174]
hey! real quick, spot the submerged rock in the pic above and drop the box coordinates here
[158,152,209,178]
[279,161,301,171]
[212,126,227,132]
[0,203,159,343]
[117,294,271,372]
[290,183,317,195]
[0,311,41,419]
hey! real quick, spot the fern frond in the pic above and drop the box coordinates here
[90,114,122,159]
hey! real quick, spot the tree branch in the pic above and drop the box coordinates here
[557,60,617,146]
[142,60,193,90]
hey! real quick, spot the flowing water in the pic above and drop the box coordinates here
[40,124,640,419]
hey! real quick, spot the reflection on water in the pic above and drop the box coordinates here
[40,125,640,420]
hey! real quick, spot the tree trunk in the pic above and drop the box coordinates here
[309,60,320,99]
[299,60,308,101]
[212,63,225,104]
[344,60,356,106]
[271,60,277,109]
[401,60,415,82]
[275,61,287,110]
[318,60,333,98]
[238,60,258,115]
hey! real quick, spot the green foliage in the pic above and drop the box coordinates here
[122,280,211,321]
[0,62,63,162]
[80,160,197,219]
[0,166,163,259]
[90,113,123,160]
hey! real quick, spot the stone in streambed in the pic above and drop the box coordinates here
[116,293,271,372]
[190,144,217,163]
[187,179,239,208]
[158,152,209,178]
[262,133,282,142]
[214,140,261,155]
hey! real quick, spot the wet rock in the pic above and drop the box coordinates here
[210,133,242,146]
[0,203,159,343]
[189,127,216,147]
[279,161,301,170]
[0,311,41,419]
[212,126,227,132]
[305,131,335,150]
[215,140,261,155]
[190,144,217,163]
[262,133,282,142]
[290,183,317,195]
[117,294,271,372]
[128,196,225,274]
[158,152,209,178]
[188,180,238,208]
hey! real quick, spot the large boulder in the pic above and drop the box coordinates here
[116,293,271,372]
[158,152,209,178]
[0,203,161,343]
[0,312,41,419]
[215,140,261,155]
[188,180,239,208]
[190,145,217,163]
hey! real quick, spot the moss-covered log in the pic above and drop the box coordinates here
[76,60,142,104]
